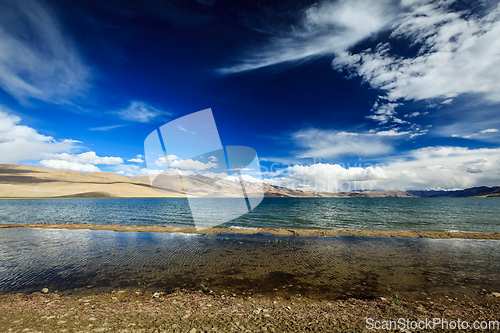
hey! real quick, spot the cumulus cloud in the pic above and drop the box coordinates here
[128,155,144,163]
[220,0,399,73]
[39,151,123,173]
[0,0,89,102]
[0,107,77,163]
[42,152,123,165]
[116,101,169,123]
[114,164,154,177]
[152,154,218,170]
[170,159,218,171]
[265,146,500,192]
[39,160,100,173]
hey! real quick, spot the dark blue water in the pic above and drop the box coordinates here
[0,197,499,232]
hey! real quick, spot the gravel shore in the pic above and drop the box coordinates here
[1,290,500,332]
[2,223,500,239]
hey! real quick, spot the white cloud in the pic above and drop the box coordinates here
[113,164,152,177]
[170,159,218,171]
[39,160,100,173]
[89,125,126,131]
[374,129,410,136]
[116,101,168,123]
[452,128,499,139]
[480,128,498,134]
[151,154,217,170]
[38,151,123,173]
[0,107,77,163]
[177,125,196,135]
[221,0,500,136]
[209,155,218,162]
[333,1,500,103]
[0,0,89,102]
[220,0,399,73]
[367,101,411,126]
[225,174,262,183]
[128,156,144,163]
[291,128,397,158]
[43,152,123,165]
[265,146,500,192]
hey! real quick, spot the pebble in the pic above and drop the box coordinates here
[152,292,161,298]
[42,288,49,294]
[491,292,500,298]
[189,329,197,333]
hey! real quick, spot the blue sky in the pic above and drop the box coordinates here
[1,0,500,191]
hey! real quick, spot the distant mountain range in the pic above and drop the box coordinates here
[407,187,500,198]
[0,164,498,198]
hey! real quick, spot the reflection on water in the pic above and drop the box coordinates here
[1,228,499,299]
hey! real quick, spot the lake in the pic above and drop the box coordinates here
[0,197,499,232]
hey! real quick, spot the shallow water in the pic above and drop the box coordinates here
[1,228,499,299]
[0,197,499,232]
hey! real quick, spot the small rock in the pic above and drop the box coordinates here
[42,288,49,294]
[189,329,197,333]
[254,308,262,314]
[379,297,387,301]
[182,313,191,319]
[152,292,161,298]
[492,292,500,298]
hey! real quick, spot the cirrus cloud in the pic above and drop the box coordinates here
[116,101,171,123]
[0,0,90,103]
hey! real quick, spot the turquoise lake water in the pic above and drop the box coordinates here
[0,197,499,232]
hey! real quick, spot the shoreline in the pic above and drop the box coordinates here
[1,290,499,332]
[1,223,500,239]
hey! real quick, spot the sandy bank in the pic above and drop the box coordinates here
[1,223,500,240]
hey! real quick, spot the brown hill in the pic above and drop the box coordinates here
[0,164,176,198]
